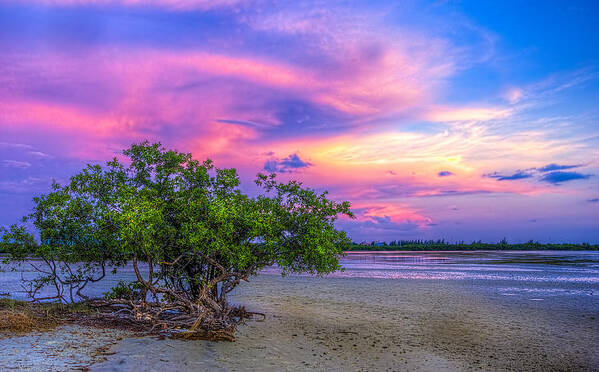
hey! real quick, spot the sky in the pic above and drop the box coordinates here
[1,0,598,243]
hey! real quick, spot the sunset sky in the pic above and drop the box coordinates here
[1,0,598,243]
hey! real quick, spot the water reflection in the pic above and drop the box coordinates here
[2,251,598,301]
[261,251,599,296]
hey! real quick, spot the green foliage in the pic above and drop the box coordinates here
[1,141,353,305]
[103,280,144,301]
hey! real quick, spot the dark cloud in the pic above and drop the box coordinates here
[280,154,311,169]
[437,171,454,177]
[264,153,312,173]
[485,164,593,186]
[423,190,491,197]
[484,171,532,181]
[586,198,599,203]
[538,163,581,172]
[484,172,500,178]
[540,171,591,184]
[498,172,533,181]
[263,160,278,173]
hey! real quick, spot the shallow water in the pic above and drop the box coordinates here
[262,251,599,296]
[1,251,598,301]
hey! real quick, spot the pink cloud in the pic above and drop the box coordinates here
[356,203,432,227]
[504,87,524,104]
[0,41,452,158]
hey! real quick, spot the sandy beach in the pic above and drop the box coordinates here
[1,252,598,371]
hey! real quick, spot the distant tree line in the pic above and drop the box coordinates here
[2,238,598,254]
[347,239,598,251]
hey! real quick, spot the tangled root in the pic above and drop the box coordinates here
[88,300,263,341]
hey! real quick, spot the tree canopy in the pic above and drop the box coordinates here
[1,141,353,339]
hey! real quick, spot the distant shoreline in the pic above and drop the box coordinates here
[345,248,599,251]
[346,242,598,251]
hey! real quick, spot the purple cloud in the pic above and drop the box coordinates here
[264,153,312,173]
[484,171,533,181]
[540,171,591,184]
[538,163,581,172]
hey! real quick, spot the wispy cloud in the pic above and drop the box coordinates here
[1,160,31,169]
[437,170,454,177]
[27,151,51,158]
[0,176,48,193]
[427,106,513,122]
[0,142,33,150]
[503,87,524,104]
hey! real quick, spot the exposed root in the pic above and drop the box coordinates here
[87,299,260,341]
[230,306,266,322]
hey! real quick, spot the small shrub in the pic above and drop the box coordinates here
[104,280,144,301]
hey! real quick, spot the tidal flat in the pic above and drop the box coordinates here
[1,251,598,371]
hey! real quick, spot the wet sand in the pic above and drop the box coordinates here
[87,274,599,371]
[0,325,129,371]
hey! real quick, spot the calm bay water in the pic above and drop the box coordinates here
[331,251,599,283]
[262,251,599,300]
[2,251,598,301]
